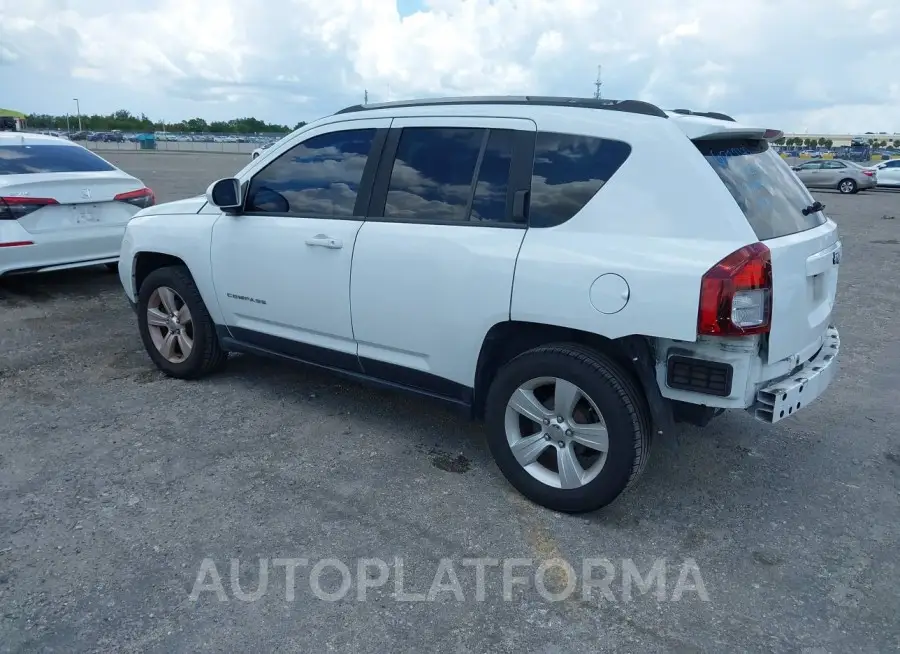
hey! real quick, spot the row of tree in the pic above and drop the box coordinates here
[773,136,900,149]
[25,109,306,134]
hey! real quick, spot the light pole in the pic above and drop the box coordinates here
[73,98,82,131]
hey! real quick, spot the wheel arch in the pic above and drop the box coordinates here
[133,251,191,297]
[473,320,672,434]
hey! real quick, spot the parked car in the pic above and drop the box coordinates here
[117,96,842,514]
[251,142,277,159]
[0,132,154,275]
[791,159,876,193]
[865,159,900,187]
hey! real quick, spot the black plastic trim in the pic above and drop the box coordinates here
[352,127,389,216]
[335,96,669,118]
[216,326,474,413]
[666,355,734,397]
[365,127,401,217]
[358,357,473,407]
[671,108,736,122]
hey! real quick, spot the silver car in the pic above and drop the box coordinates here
[791,158,876,194]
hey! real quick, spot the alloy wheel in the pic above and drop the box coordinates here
[146,286,194,363]
[504,376,609,490]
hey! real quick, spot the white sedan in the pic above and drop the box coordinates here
[0,132,153,276]
[250,143,273,159]
[866,159,900,187]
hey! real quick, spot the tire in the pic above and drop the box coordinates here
[484,343,652,513]
[838,178,857,194]
[136,265,227,379]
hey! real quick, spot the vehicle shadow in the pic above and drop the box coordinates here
[212,351,826,531]
[0,266,122,305]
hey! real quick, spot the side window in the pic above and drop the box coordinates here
[824,161,846,169]
[245,128,376,217]
[470,129,515,223]
[384,127,483,222]
[800,162,823,170]
[887,161,900,168]
[528,132,632,228]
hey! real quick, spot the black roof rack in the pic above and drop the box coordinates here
[334,96,669,118]
[670,108,736,122]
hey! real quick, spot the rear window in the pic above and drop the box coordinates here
[529,132,632,228]
[697,138,826,240]
[0,144,116,175]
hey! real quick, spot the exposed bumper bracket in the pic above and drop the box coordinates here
[754,325,840,423]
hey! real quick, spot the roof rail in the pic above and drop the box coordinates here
[670,108,736,122]
[334,96,669,118]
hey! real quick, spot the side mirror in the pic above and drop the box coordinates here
[206,178,242,212]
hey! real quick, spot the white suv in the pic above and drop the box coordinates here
[118,96,842,513]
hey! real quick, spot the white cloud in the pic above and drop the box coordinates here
[0,0,898,133]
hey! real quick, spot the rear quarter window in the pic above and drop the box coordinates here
[528,132,631,228]
[0,144,116,175]
[697,138,826,240]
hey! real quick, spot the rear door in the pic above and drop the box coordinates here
[698,139,840,364]
[349,117,535,397]
[794,161,824,187]
[822,160,848,187]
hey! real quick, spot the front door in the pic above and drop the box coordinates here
[210,119,391,367]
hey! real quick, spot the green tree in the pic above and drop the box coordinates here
[26,110,294,134]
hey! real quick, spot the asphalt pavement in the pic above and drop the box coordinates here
[1,152,899,653]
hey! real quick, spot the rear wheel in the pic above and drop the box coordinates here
[484,344,652,513]
[838,178,857,194]
[137,266,227,379]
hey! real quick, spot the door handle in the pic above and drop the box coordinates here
[305,235,343,249]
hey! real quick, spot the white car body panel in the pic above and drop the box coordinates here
[209,117,393,357]
[119,211,225,326]
[349,115,533,387]
[511,111,758,344]
[119,99,840,424]
[1,133,148,275]
[870,160,900,186]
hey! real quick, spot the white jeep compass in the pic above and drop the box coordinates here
[118,96,841,513]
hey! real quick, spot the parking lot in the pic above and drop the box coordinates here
[1,152,899,653]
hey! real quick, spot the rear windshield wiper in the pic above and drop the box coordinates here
[802,201,825,216]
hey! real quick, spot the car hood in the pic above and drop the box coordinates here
[135,194,208,217]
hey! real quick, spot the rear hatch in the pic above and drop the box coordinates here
[694,134,840,364]
[0,143,152,233]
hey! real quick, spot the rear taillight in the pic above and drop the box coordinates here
[0,196,59,221]
[114,187,155,209]
[862,170,874,177]
[698,242,772,336]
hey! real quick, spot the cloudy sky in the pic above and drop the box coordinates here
[1,0,897,133]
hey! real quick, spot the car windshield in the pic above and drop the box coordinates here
[696,138,827,241]
[0,144,116,175]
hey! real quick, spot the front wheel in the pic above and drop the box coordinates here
[484,344,652,513]
[137,265,227,379]
[838,178,857,194]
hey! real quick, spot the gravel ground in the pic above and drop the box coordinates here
[1,153,899,653]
